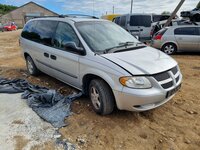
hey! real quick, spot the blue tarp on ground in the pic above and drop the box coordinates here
[0,78,82,128]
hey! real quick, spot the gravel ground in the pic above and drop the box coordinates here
[0,30,199,150]
[0,94,57,150]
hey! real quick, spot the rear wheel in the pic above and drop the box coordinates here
[26,56,40,76]
[162,43,177,55]
[89,79,115,115]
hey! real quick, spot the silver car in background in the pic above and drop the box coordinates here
[151,25,200,54]
[20,16,182,115]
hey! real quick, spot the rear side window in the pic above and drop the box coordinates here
[22,20,58,46]
[120,16,126,26]
[130,15,151,27]
[114,17,120,24]
[174,27,198,35]
[33,20,58,46]
[53,22,80,51]
[21,21,37,40]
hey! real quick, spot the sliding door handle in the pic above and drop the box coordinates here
[44,53,49,58]
[50,55,57,60]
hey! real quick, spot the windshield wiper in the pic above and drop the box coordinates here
[104,41,135,54]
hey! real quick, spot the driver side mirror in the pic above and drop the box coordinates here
[64,42,85,55]
[134,35,139,40]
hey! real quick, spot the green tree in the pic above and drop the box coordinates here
[197,1,200,9]
[0,4,17,15]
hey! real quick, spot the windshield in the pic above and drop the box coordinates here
[75,21,139,52]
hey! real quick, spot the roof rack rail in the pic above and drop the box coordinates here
[26,15,65,18]
[27,14,99,20]
[65,14,99,19]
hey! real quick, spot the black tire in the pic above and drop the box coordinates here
[26,56,40,76]
[161,43,177,55]
[89,79,115,115]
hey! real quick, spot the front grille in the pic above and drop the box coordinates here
[153,66,180,90]
[154,72,170,82]
[176,76,179,83]
[171,66,178,74]
[162,81,173,89]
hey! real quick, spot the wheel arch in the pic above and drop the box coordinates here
[24,52,30,59]
[161,41,179,51]
[82,73,115,96]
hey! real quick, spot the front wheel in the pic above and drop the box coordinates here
[162,43,177,55]
[89,79,115,115]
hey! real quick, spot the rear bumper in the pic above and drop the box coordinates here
[113,83,181,112]
[151,40,162,49]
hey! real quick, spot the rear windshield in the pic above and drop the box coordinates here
[155,28,168,36]
[153,15,170,22]
[130,15,151,27]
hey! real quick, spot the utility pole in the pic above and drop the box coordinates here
[130,0,133,14]
[113,5,115,14]
[164,0,185,27]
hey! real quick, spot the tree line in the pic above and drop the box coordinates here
[0,4,17,15]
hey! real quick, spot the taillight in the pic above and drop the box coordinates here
[150,31,153,36]
[153,34,162,40]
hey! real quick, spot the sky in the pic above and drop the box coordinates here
[0,0,199,17]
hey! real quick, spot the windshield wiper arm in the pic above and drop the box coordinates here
[104,41,135,54]
[118,41,135,46]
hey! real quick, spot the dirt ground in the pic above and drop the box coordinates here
[0,30,199,150]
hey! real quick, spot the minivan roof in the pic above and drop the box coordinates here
[28,16,107,23]
[120,13,152,16]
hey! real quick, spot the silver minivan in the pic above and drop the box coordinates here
[20,16,182,115]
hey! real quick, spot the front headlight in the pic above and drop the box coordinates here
[119,76,152,89]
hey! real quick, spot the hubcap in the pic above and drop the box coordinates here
[90,87,101,110]
[164,45,174,54]
[27,59,34,74]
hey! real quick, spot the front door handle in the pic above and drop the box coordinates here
[44,53,49,58]
[50,55,57,60]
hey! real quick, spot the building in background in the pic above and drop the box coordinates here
[0,1,58,28]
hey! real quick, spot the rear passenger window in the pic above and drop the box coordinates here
[53,22,80,51]
[21,21,37,40]
[114,17,120,24]
[33,20,58,46]
[120,16,126,26]
[22,20,58,46]
[174,27,198,35]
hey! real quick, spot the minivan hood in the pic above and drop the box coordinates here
[102,46,177,75]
